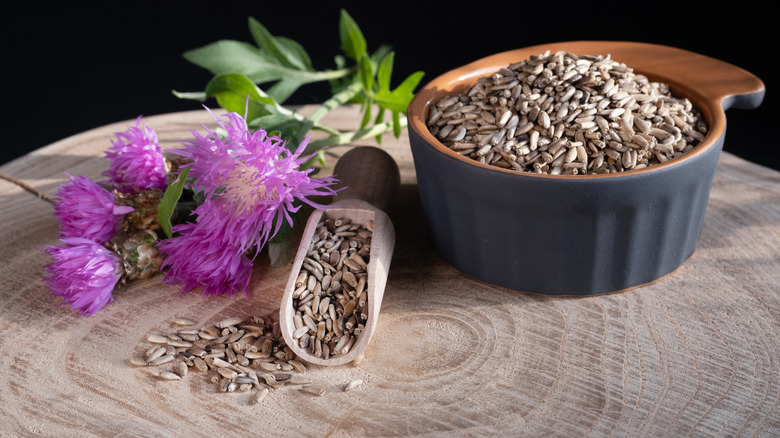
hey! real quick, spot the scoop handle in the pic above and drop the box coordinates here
[332,146,400,212]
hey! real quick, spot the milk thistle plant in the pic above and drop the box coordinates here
[42,9,423,315]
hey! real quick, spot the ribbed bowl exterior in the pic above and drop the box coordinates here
[408,127,723,294]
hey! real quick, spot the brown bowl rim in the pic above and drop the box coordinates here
[408,40,727,179]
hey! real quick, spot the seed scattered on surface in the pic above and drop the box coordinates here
[159,371,182,381]
[300,385,325,396]
[148,354,174,366]
[128,357,148,367]
[147,334,169,344]
[288,376,312,385]
[344,379,363,392]
[288,360,306,373]
[250,388,269,405]
[216,317,244,329]
[217,367,238,380]
[262,373,284,390]
[236,375,257,385]
[167,340,193,348]
[176,361,188,378]
[131,313,346,405]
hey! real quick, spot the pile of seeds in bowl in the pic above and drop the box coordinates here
[129,315,362,404]
[426,50,709,174]
[289,217,371,360]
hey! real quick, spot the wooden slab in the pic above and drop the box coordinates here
[1,106,779,436]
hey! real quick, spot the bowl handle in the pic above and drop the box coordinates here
[597,41,763,111]
[505,41,766,112]
[666,47,766,112]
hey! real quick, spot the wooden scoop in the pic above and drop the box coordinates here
[280,146,400,366]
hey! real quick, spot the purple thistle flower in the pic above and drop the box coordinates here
[53,174,135,244]
[159,108,339,296]
[174,109,339,255]
[43,237,124,316]
[158,222,253,297]
[103,116,168,193]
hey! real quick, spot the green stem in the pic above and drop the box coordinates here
[304,115,407,153]
[271,105,339,136]
[296,82,363,140]
[309,124,342,137]
[308,82,362,123]
[271,65,353,82]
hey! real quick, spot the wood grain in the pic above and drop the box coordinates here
[1,106,778,437]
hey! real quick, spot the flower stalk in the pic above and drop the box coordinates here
[39,9,422,316]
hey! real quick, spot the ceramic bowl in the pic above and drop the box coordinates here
[407,41,765,295]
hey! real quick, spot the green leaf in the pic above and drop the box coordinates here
[266,75,311,103]
[204,74,277,119]
[248,114,300,132]
[370,44,393,69]
[190,32,348,104]
[277,37,313,71]
[377,51,394,92]
[393,110,401,138]
[358,54,374,92]
[338,9,367,60]
[183,40,286,83]
[183,39,339,100]
[374,70,425,113]
[204,73,323,141]
[267,239,292,267]
[333,54,347,70]
[393,70,425,98]
[171,90,207,102]
[373,106,386,144]
[302,149,327,170]
[249,116,305,147]
[327,54,352,95]
[248,17,311,71]
[267,206,300,266]
[360,99,372,130]
[158,166,191,239]
[270,210,298,244]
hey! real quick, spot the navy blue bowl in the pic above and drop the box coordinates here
[407,41,765,294]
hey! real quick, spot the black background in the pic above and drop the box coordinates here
[3,1,776,169]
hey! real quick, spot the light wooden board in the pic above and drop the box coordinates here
[1,106,779,437]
